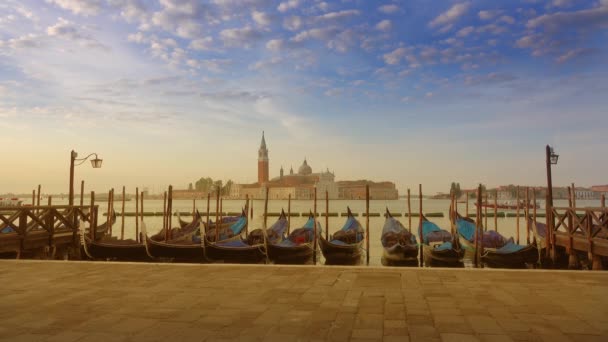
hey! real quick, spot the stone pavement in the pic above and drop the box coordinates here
[1,261,607,342]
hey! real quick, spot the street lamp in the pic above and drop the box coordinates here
[545,145,558,260]
[69,150,103,206]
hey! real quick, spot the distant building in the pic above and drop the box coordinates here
[338,181,398,200]
[574,187,597,200]
[591,185,608,198]
[230,133,398,200]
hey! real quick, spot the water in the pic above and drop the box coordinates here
[18,197,603,267]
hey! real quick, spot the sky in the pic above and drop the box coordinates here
[1,0,607,195]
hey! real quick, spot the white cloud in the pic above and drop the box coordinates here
[376,19,392,32]
[266,39,284,51]
[291,27,338,43]
[47,0,103,16]
[278,0,302,13]
[315,9,360,22]
[189,37,214,50]
[383,47,412,65]
[429,2,471,29]
[478,10,502,21]
[46,18,107,49]
[378,4,399,14]
[283,16,303,31]
[456,26,474,37]
[552,0,574,8]
[555,48,597,63]
[252,10,272,26]
[220,27,263,47]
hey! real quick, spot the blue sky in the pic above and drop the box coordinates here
[1,0,607,194]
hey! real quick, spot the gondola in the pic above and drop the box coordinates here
[152,211,202,242]
[381,209,418,264]
[178,211,202,229]
[80,233,150,261]
[204,211,248,242]
[456,213,537,267]
[203,211,265,263]
[419,214,464,265]
[319,207,364,264]
[142,221,205,262]
[266,212,321,264]
[84,209,116,241]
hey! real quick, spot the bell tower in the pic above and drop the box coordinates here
[258,132,269,184]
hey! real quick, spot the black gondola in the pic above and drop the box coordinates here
[381,209,418,265]
[319,207,364,264]
[420,214,464,265]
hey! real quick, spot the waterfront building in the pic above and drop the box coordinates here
[230,133,398,200]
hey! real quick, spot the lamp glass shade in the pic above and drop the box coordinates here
[550,154,558,165]
[90,158,103,168]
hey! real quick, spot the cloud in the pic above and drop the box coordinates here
[478,10,502,21]
[188,37,214,50]
[46,18,107,49]
[555,48,598,63]
[151,0,216,39]
[376,19,392,32]
[252,10,272,26]
[266,39,284,51]
[429,2,470,30]
[551,0,574,8]
[315,9,360,22]
[283,16,303,31]
[291,27,339,43]
[378,4,399,14]
[46,0,103,16]
[277,0,302,13]
[456,26,474,37]
[526,3,608,32]
[220,26,264,47]
[0,34,43,50]
[383,47,413,65]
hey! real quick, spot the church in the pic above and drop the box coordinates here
[229,133,398,200]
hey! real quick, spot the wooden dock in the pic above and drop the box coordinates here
[1,260,607,341]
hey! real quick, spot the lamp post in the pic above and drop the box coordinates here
[545,145,558,260]
[69,150,103,206]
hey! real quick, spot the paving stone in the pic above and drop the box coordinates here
[0,261,607,342]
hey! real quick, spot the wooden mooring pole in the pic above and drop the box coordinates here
[484,192,488,231]
[418,184,423,267]
[206,193,210,232]
[121,186,126,240]
[245,195,249,238]
[139,190,143,242]
[80,181,84,207]
[135,187,139,242]
[365,184,370,266]
[163,191,168,242]
[36,185,41,214]
[407,189,411,233]
[90,192,95,241]
[516,186,520,245]
[475,184,482,268]
[525,187,530,245]
[31,190,35,206]
[313,187,318,265]
[325,191,329,240]
[466,191,469,218]
[168,185,173,240]
[287,194,291,234]
[494,191,498,232]
[532,189,537,246]
[215,187,220,242]
[567,186,577,268]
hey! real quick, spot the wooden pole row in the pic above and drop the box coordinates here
[418,184,423,267]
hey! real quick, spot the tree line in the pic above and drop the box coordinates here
[189,178,234,196]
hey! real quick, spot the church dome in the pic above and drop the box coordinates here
[298,159,312,175]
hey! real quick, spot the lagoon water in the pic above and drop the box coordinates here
[20,197,602,266]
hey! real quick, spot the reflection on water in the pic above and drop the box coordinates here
[22,197,602,268]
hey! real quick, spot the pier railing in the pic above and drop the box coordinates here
[0,205,96,258]
[550,206,608,269]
